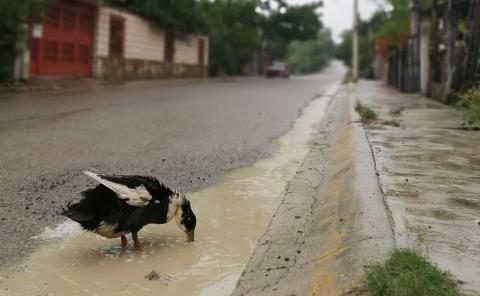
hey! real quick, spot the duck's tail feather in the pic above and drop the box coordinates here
[63,184,118,230]
[62,206,95,222]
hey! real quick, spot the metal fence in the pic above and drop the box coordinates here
[387,35,420,93]
[386,0,480,99]
[463,0,480,89]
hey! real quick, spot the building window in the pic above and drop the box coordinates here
[44,41,58,61]
[63,9,77,30]
[46,7,60,27]
[79,13,93,32]
[78,45,90,64]
[30,40,39,62]
[109,16,125,59]
[62,43,75,63]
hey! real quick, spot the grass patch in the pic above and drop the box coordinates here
[455,85,480,129]
[355,101,377,122]
[364,249,465,296]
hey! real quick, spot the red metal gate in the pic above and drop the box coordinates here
[30,0,95,77]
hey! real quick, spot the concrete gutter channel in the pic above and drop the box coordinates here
[233,80,480,295]
[232,85,395,295]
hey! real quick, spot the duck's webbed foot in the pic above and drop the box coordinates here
[132,232,142,251]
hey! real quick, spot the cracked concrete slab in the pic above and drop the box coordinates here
[232,86,394,296]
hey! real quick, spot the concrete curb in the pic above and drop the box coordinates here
[232,85,394,295]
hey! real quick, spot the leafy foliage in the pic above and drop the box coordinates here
[197,0,262,75]
[198,0,324,75]
[378,0,411,42]
[336,11,388,79]
[107,0,205,34]
[0,0,48,46]
[109,0,324,75]
[455,85,480,128]
[286,29,334,74]
[336,0,437,78]
[364,249,464,296]
[263,3,323,59]
[355,101,377,121]
[0,0,49,79]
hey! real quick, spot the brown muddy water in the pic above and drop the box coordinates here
[0,84,340,296]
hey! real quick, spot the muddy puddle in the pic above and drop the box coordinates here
[0,84,339,296]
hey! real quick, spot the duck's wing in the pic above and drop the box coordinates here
[83,171,152,207]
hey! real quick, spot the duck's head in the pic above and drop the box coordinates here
[174,197,196,242]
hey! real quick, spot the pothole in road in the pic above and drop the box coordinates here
[0,84,339,296]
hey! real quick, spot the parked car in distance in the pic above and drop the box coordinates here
[266,61,289,78]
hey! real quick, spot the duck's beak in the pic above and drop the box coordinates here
[186,230,195,242]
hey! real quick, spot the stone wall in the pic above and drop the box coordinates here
[94,57,207,81]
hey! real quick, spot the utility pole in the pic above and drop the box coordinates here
[352,0,359,82]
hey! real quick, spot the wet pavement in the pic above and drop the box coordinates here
[0,71,344,295]
[3,71,476,295]
[354,81,480,293]
[0,63,344,269]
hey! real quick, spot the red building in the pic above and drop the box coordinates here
[29,0,97,77]
[25,0,208,80]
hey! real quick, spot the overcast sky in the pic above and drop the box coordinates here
[287,0,387,43]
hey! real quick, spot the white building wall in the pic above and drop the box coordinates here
[95,6,165,61]
[94,6,109,57]
[174,36,208,65]
[95,6,208,65]
[94,6,209,73]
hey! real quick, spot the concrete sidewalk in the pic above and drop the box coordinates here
[233,85,394,296]
[354,81,480,294]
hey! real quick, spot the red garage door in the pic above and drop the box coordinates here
[30,0,95,77]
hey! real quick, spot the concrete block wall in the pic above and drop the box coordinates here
[94,6,165,61]
[175,36,209,66]
[93,5,208,80]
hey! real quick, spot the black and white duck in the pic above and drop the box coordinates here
[63,171,196,250]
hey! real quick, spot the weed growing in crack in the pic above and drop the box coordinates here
[355,101,377,122]
[455,85,480,130]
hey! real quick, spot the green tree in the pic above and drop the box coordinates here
[197,0,261,75]
[0,0,48,79]
[287,29,334,74]
[379,0,444,42]
[108,0,325,76]
[335,30,353,69]
[335,10,391,78]
[0,0,48,46]
[262,3,322,59]
[107,0,205,34]
[378,0,410,42]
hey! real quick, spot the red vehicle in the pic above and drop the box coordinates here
[266,61,289,78]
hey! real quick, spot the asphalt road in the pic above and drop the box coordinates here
[0,63,344,267]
